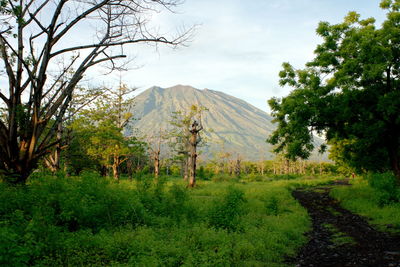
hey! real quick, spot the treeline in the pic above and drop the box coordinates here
[3,81,337,184]
[37,99,209,186]
[124,158,337,180]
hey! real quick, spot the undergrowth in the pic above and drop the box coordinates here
[330,173,400,233]
[0,173,334,266]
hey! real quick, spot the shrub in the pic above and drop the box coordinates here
[265,196,279,216]
[367,172,400,206]
[208,187,246,232]
[197,166,210,180]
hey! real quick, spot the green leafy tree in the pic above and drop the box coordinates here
[43,84,106,174]
[69,83,136,180]
[268,1,400,179]
[86,118,134,180]
[63,122,98,175]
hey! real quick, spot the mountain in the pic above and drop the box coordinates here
[127,85,324,161]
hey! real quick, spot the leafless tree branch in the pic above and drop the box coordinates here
[0,0,193,183]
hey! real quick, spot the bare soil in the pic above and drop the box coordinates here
[289,180,400,267]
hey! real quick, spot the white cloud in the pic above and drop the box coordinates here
[82,0,386,112]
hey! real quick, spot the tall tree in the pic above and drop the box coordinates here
[169,105,206,186]
[0,0,191,183]
[88,82,135,180]
[43,84,105,174]
[268,1,400,179]
[188,119,203,187]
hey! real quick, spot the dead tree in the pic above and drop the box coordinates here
[188,120,203,187]
[169,105,201,181]
[234,154,241,177]
[148,128,165,179]
[0,0,192,184]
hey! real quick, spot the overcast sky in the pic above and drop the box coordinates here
[88,0,387,112]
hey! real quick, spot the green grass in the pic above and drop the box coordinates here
[0,173,337,266]
[330,178,400,233]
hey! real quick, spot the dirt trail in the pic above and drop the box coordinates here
[290,181,400,267]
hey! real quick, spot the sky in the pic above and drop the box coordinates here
[87,0,387,112]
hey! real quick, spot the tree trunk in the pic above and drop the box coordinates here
[388,143,400,182]
[43,123,63,174]
[180,159,185,178]
[154,152,160,178]
[44,156,57,174]
[112,164,119,181]
[188,147,197,187]
[64,161,71,177]
[183,157,189,181]
[187,120,203,187]
[234,158,241,177]
[100,166,107,177]
[54,123,62,170]
[285,159,290,174]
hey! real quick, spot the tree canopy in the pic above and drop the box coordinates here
[267,0,400,179]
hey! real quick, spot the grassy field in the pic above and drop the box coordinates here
[330,174,400,233]
[0,173,336,266]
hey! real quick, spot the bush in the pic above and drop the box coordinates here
[197,166,210,180]
[0,173,203,265]
[367,172,400,206]
[265,196,280,216]
[208,187,246,232]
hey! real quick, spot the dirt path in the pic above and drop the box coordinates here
[290,181,400,267]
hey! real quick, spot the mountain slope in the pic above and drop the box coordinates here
[128,85,322,161]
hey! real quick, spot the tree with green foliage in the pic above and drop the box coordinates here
[268,1,400,180]
[43,85,106,174]
[69,83,137,180]
[0,0,191,184]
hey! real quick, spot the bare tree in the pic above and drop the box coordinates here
[0,0,192,183]
[234,153,241,177]
[147,127,167,179]
[188,119,203,187]
[169,105,206,186]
